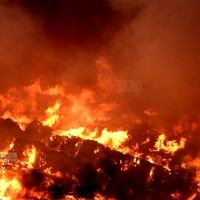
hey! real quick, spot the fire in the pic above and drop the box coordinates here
[22,146,36,168]
[188,193,197,200]
[0,68,199,199]
[154,134,186,155]
[3,141,15,152]
[148,167,154,183]
[146,156,155,164]
[171,192,182,199]
[97,129,128,149]
[42,101,61,127]
[58,127,129,151]
[0,0,199,197]
[0,79,117,130]
[2,111,31,131]
[0,177,21,199]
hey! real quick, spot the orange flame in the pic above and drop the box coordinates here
[154,134,186,155]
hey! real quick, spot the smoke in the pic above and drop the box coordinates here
[0,0,200,131]
[132,0,200,120]
[5,0,141,47]
[97,0,200,131]
[1,1,200,199]
[0,0,142,91]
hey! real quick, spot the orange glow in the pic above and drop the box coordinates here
[171,192,182,199]
[148,167,154,183]
[2,111,31,131]
[146,156,155,164]
[0,78,197,199]
[57,127,129,152]
[0,176,21,200]
[144,109,158,116]
[154,134,186,155]
[188,193,197,200]
[0,0,199,198]
[42,101,61,127]
[22,146,36,168]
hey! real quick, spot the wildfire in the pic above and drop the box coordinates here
[154,134,186,155]
[42,101,62,127]
[57,127,129,152]
[147,167,154,183]
[22,146,36,168]
[0,177,21,199]
[2,111,31,131]
[0,75,199,199]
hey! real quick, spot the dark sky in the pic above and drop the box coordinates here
[0,0,200,128]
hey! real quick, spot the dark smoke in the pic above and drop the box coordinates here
[4,0,141,49]
[0,0,143,93]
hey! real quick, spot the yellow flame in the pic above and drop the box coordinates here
[0,177,21,200]
[42,101,61,127]
[148,167,154,183]
[2,111,31,131]
[57,127,128,151]
[22,146,36,168]
[154,134,186,155]
[146,156,155,164]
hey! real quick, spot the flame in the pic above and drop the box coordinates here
[0,78,117,131]
[0,176,21,199]
[154,134,186,155]
[188,193,197,200]
[22,146,36,168]
[148,167,154,183]
[42,101,61,127]
[0,59,199,199]
[3,141,15,153]
[146,156,155,164]
[2,111,31,131]
[57,127,129,152]
[97,129,128,149]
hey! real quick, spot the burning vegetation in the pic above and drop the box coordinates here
[0,0,200,199]
[0,117,199,200]
[0,81,200,200]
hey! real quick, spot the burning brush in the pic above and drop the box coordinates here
[0,117,199,200]
[1,0,200,199]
